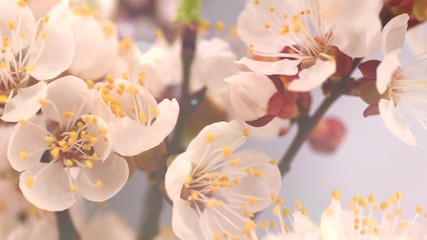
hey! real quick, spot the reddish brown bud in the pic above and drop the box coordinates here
[267,93,297,119]
[383,0,415,8]
[358,60,381,80]
[363,104,380,118]
[308,117,346,154]
[326,46,353,77]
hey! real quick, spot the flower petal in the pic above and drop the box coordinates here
[76,154,129,202]
[376,49,401,94]
[1,81,47,122]
[19,162,76,211]
[28,22,75,80]
[171,199,203,240]
[379,99,417,146]
[381,14,410,56]
[237,57,300,76]
[81,115,112,162]
[288,59,336,92]
[7,116,50,172]
[165,152,192,202]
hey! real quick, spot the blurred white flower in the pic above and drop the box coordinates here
[7,76,128,211]
[49,1,119,80]
[376,14,427,146]
[92,75,179,156]
[0,0,74,122]
[237,0,382,91]
[165,121,281,239]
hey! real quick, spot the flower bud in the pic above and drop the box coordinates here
[309,117,346,154]
[226,72,277,121]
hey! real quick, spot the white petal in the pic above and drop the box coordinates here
[320,200,352,240]
[406,22,427,55]
[19,162,76,211]
[7,116,50,172]
[0,0,36,50]
[199,207,248,239]
[76,154,129,202]
[42,75,93,125]
[237,57,300,76]
[221,150,281,212]
[81,115,112,162]
[379,99,417,146]
[110,99,179,156]
[28,22,75,80]
[381,14,410,56]
[288,59,336,92]
[171,199,203,240]
[377,49,401,94]
[226,72,276,121]
[1,81,47,122]
[165,152,192,202]
[293,212,320,238]
[186,121,246,165]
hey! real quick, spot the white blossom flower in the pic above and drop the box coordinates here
[256,191,427,240]
[0,0,74,122]
[376,14,427,146]
[165,121,281,239]
[0,124,14,173]
[7,76,129,211]
[91,75,179,157]
[237,0,382,92]
[49,1,118,80]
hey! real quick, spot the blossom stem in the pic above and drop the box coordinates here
[139,179,164,240]
[278,58,363,177]
[56,210,80,240]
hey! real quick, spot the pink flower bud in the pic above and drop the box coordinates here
[309,117,346,154]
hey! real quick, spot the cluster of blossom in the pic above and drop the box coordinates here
[0,0,426,239]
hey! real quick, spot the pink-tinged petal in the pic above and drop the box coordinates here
[237,1,292,53]
[28,22,75,80]
[7,116,49,172]
[0,0,36,50]
[186,121,247,165]
[67,17,119,80]
[199,207,248,239]
[245,118,291,139]
[379,99,417,146]
[0,125,14,172]
[381,14,410,56]
[171,199,202,240]
[27,0,60,19]
[191,38,237,107]
[221,150,281,212]
[19,162,76,211]
[76,154,128,202]
[377,49,401,94]
[288,59,336,92]
[110,99,179,156]
[237,57,300,76]
[42,75,93,125]
[81,115,112,162]
[226,72,276,121]
[407,22,427,55]
[165,152,192,202]
[2,81,47,122]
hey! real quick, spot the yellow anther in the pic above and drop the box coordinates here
[65,159,74,167]
[154,28,164,39]
[96,180,103,189]
[85,160,93,170]
[368,193,376,203]
[106,75,115,84]
[396,191,403,200]
[3,38,10,47]
[293,24,301,33]
[241,203,247,210]
[39,30,47,39]
[245,167,254,175]
[233,178,241,185]
[58,140,67,147]
[395,208,403,216]
[230,159,239,165]
[84,115,92,124]
[18,119,28,125]
[69,184,78,192]
[122,72,129,80]
[417,205,424,214]
[90,136,98,145]
[244,212,254,218]
[43,14,50,23]
[92,153,100,160]
[264,23,270,29]
[50,148,60,159]
[139,112,147,122]
[390,195,398,204]
[86,80,95,89]
[294,200,303,210]
[150,108,159,117]
[269,7,275,12]
[77,122,85,129]
[273,204,281,216]
[242,220,256,234]
[100,128,108,135]
[254,169,264,177]
[283,207,291,217]
[213,232,221,240]
[138,71,145,85]
[7,20,16,30]
[103,23,115,38]
[243,129,250,137]
[332,190,342,201]
[19,151,27,160]
[222,147,232,157]
[63,112,75,118]
[38,98,47,105]
[253,0,259,4]
[126,86,138,94]
[17,0,27,8]
[380,201,389,210]
[0,61,6,69]
[190,191,198,200]
[291,14,299,23]
[24,65,34,71]
[26,177,34,187]
[269,159,278,165]
[216,21,224,31]
[248,197,257,205]
[184,176,193,184]
[358,197,368,208]
[207,199,217,207]
[206,133,215,143]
